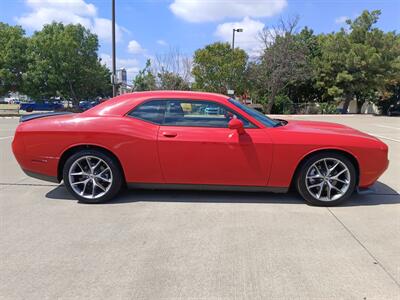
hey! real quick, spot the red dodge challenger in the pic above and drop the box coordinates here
[12,91,389,206]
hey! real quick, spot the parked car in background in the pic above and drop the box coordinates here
[387,101,400,116]
[13,91,388,206]
[20,101,64,112]
[78,99,101,111]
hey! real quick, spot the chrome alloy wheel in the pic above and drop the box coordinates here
[68,156,113,200]
[305,158,351,202]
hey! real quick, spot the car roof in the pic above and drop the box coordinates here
[85,91,230,117]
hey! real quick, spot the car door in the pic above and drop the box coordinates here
[157,99,273,186]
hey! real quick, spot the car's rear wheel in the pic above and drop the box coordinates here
[63,150,122,203]
[296,152,356,206]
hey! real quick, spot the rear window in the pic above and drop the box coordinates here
[128,100,165,124]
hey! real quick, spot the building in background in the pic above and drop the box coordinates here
[116,68,127,85]
[116,68,132,95]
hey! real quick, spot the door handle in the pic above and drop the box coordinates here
[162,131,177,138]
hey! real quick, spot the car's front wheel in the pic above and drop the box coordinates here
[63,150,123,203]
[296,152,356,206]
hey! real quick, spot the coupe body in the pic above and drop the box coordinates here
[12,91,389,206]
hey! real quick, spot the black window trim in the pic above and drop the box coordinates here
[126,98,259,129]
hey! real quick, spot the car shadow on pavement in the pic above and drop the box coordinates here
[45,181,399,206]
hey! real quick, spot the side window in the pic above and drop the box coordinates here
[163,100,255,128]
[128,100,165,124]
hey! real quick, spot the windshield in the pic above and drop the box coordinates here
[228,98,279,128]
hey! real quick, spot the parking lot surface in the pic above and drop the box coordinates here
[1,115,399,299]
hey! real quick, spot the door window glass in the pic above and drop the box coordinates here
[163,100,254,128]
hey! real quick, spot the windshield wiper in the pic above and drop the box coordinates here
[273,119,287,127]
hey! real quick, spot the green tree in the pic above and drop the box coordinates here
[0,23,27,96]
[285,27,324,107]
[315,10,400,113]
[249,18,312,113]
[132,59,156,91]
[24,22,111,104]
[157,69,190,90]
[192,42,248,95]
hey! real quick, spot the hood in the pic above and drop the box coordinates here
[285,120,379,141]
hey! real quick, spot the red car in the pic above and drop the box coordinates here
[12,91,389,206]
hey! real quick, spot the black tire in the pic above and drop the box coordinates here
[63,149,123,203]
[296,152,357,206]
[26,107,33,112]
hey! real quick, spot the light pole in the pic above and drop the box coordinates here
[112,0,117,97]
[232,28,243,51]
[228,28,243,96]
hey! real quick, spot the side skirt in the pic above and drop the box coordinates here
[127,183,288,193]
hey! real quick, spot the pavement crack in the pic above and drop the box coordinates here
[0,182,59,187]
[327,207,400,289]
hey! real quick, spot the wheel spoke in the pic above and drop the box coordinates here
[86,157,92,170]
[81,180,89,195]
[94,180,107,192]
[326,183,332,200]
[72,179,89,185]
[328,161,340,175]
[76,161,85,172]
[97,167,110,176]
[331,169,347,179]
[91,160,101,172]
[308,182,323,189]
[333,178,349,184]
[307,174,323,179]
[323,159,329,175]
[91,179,96,197]
[330,183,342,193]
[313,165,323,177]
[70,172,86,176]
[97,176,111,183]
[316,182,324,199]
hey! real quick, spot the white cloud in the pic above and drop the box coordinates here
[100,53,140,81]
[16,0,123,42]
[335,16,349,24]
[157,39,168,46]
[170,0,287,23]
[215,17,265,57]
[127,40,145,54]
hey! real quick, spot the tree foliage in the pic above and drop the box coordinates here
[132,59,157,91]
[0,23,27,96]
[249,17,312,113]
[157,70,190,90]
[192,42,248,95]
[23,22,111,103]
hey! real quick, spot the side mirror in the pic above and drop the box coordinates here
[228,118,245,135]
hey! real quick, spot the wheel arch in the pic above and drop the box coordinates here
[58,144,126,183]
[290,148,360,190]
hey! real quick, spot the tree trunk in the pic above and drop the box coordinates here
[68,80,78,106]
[342,93,352,114]
[265,90,277,114]
[356,98,364,114]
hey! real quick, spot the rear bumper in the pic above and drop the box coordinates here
[22,169,59,183]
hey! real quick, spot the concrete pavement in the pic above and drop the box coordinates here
[1,115,399,299]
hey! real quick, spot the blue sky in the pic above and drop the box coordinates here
[1,0,399,80]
